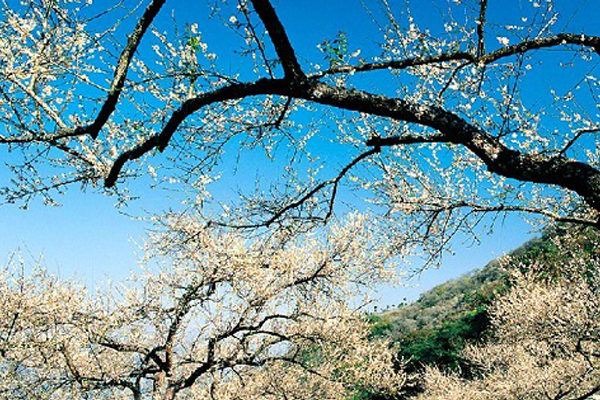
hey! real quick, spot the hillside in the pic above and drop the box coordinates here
[379,260,505,338]
[365,227,580,397]
[377,230,563,338]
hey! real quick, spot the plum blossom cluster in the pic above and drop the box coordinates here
[0,214,407,400]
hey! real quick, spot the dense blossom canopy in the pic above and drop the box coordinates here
[0,215,406,399]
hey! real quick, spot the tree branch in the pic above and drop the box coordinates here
[310,52,474,79]
[0,0,166,146]
[481,33,600,64]
[164,282,216,371]
[476,0,488,58]
[249,0,304,80]
[311,33,600,80]
[82,0,167,139]
[212,147,380,229]
[395,198,599,227]
[366,132,449,146]
[106,34,600,213]
[559,127,600,156]
[296,82,600,212]
[172,338,216,392]
[105,78,288,187]
[240,2,275,78]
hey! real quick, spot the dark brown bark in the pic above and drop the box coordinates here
[105,79,288,187]
[103,0,600,217]
[104,76,600,215]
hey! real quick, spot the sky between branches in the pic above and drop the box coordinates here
[0,0,598,304]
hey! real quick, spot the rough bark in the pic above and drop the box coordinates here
[97,0,600,216]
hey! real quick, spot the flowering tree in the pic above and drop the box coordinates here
[1,0,600,261]
[0,215,407,400]
[417,229,600,400]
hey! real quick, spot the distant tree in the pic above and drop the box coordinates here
[417,229,600,400]
[1,0,600,262]
[0,216,406,400]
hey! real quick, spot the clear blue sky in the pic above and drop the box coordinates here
[1,0,598,304]
[0,174,533,303]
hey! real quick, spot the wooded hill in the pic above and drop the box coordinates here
[367,225,590,397]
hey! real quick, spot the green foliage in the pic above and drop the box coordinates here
[350,389,398,400]
[319,31,349,68]
[186,36,201,52]
[397,307,489,375]
[296,344,324,370]
[379,260,507,338]
[359,306,492,399]
[363,271,506,399]
[368,315,394,339]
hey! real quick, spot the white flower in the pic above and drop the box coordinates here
[229,16,237,24]
[497,36,510,46]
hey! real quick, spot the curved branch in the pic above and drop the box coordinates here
[312,33,600,79]
[400,198,599,227]
[559,127,600,156]
[107,50,600,213]
[481,33,600,63]
[216,146,381,229]
[105,78,289,187]
[299,82,600,212]
[1,0,167,144]
[310,52,474,79]
[164,282,216,371]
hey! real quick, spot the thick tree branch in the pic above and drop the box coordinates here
[249,0,304,79]
[366,132,449,146]
[298,82,600,212]
[95,337,168,372]
[366,124,600,213]
[173,338,216,392]
[565,380,600,400]
[106,31,600,213]
[0,0,166,145]
[105,79,288,187]
[164,282,216,372]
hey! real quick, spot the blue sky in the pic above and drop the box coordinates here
[1,0,598,304]
[0,171,533,303]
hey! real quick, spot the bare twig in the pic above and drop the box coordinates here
[559,127,600,156]
[212,147,380,229]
